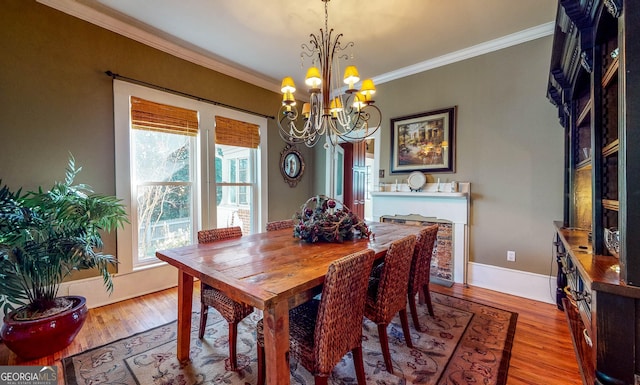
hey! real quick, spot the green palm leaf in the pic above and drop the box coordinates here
[0,155,129,315]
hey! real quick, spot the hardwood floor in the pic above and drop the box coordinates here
[431,284,582,385]
[0,283,582,384]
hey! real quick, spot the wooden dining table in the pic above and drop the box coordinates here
[155,221,421,385]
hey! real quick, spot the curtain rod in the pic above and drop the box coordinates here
[105,71,275,120]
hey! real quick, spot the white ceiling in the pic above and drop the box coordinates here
[42,0,558,93]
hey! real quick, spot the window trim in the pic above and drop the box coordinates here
[113,79,268,275]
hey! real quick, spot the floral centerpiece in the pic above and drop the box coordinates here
[294,195,371,243]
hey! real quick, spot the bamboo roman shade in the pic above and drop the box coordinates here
[130,96,199,136]
[215,116,260,148]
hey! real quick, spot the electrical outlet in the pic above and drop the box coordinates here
[507,250,516,262]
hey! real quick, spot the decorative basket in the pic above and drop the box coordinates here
[293,195,370,243]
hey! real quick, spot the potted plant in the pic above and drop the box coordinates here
[0,155,128,360]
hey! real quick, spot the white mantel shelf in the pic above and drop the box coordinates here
[371,182,470,285]
[371,191,466,198]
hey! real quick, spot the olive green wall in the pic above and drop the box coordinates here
[1,1,563,280]
[375,36,564,275]
[0,1,314,271]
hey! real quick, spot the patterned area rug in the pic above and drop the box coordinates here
[62,292,517,385]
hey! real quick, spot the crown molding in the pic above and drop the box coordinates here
[373,22,555,85]
[36,0,282,93]
[37,1,553,92]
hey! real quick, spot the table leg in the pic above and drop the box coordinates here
[177,271,194,362]
[263,300,290,385]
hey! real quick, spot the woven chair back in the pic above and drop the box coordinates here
[266,219,295,231]
[408,225,439,296]
[313,248,375,373]
[370,234,416,323]
[197,226,242,244]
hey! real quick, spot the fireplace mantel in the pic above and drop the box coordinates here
[371,182,470,284]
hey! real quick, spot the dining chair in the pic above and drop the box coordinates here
[256,248,376,385]
[407,224,439,331]
[197,226,254,371]
[364,234,416,374]
[265,218,295,231]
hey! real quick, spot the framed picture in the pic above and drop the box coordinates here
[280,144,305,187]
[390,106,456,173]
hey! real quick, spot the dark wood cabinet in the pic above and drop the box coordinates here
[553,224,639,385]
[547,1,640,384]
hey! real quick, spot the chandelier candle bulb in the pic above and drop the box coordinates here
[281,77,296,94]
[353,94,366,110]
[302,103,311,118]
[343,65,360,91]
[305,66,322,89]
[282,91,296,106]
[359,79,376,102]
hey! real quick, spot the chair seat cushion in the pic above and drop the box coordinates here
[288,300,319,369]
[202,284,253,323]
[365,276,383,321]
[256,300,319,370]
[370,261,384,279]
[366,276,380,301]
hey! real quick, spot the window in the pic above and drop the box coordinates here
[129,97,198,264]
[239,158,248,205]
[113,80,268,273]
[217,149,254,230]
[214,115,260,235]
[224,157,249,204]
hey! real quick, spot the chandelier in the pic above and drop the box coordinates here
[277,0,382,148]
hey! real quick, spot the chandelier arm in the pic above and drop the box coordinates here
[334,109,351,129]
[302,32,322,58]
[333,93,355,128]
[277,0,382,148]
[300,47,316,59]
[333,41,354,59]
[335,105,382,140]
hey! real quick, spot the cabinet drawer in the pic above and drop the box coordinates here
[560,253,593,332]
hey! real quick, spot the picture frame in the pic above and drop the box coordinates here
[280,144,305,187]
[390,106,456,173]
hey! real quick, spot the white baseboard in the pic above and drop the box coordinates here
[0,265,179,331]
[59,264,179,309]
[467,262,558,305]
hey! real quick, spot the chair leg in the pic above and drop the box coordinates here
[352,346,367,385]
[314,375,329,385]
[198,303,208,339]
[256,344,265,385]
[422,284,434,316]
[228,321,239,371]
[399,309,413,348]
[408,293,422,332]
[377,323,394,374]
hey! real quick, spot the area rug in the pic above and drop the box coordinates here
[62,292,517,385]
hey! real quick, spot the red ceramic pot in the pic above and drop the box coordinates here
[1,296,88,360]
